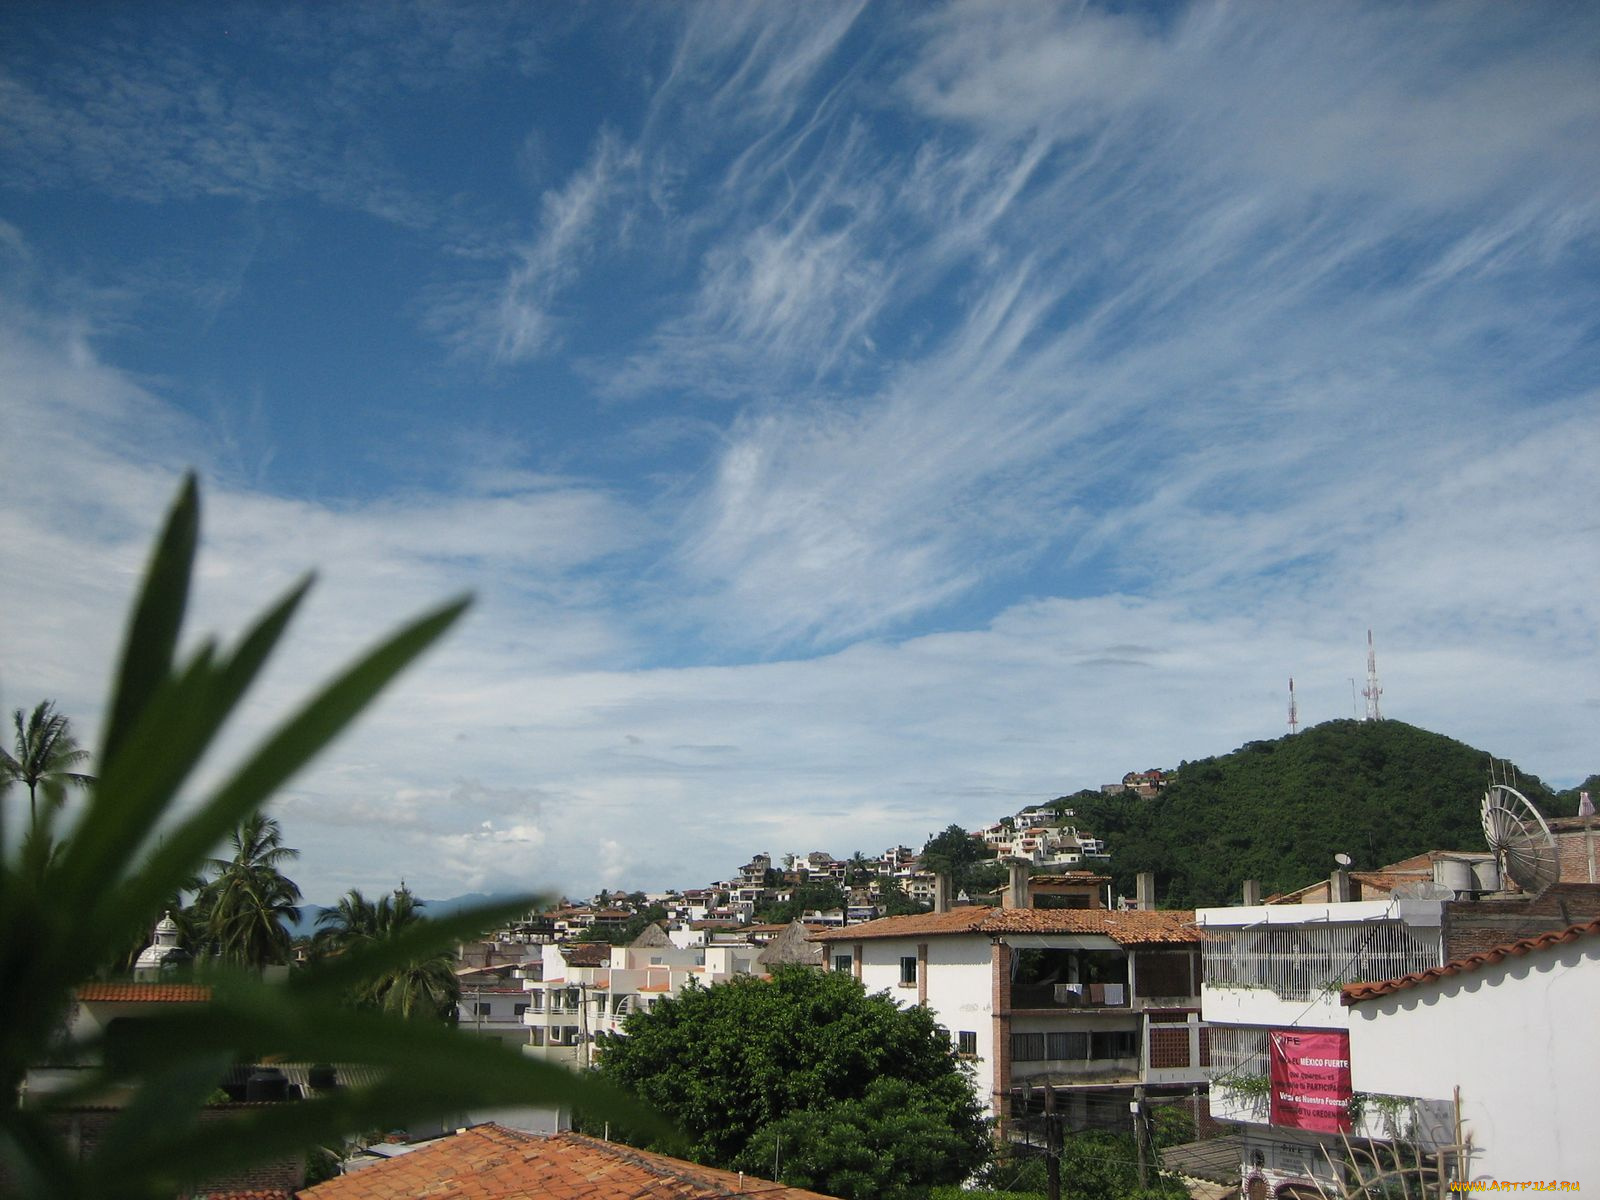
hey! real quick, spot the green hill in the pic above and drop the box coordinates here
[1053,719,1587,908]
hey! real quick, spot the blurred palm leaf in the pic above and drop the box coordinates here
[0,475,661,1199]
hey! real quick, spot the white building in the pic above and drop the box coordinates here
[519,929,763,1069]
[816,865,1207,1133]
[1198,895,1450,1195]
[1342,916,1600,1183]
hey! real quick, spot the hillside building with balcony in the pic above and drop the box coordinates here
[814,861,1207,1135]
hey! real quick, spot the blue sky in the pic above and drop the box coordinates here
[2,2,1597,903]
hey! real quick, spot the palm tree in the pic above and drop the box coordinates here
[315,885,458,1021]
[1,701,94,823]
[199,812,302,969]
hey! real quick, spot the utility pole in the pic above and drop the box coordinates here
[1132,1086,1148,1191]
[1044,1084,1061,1200]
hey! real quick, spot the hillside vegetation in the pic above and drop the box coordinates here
[1055,719,1588,908]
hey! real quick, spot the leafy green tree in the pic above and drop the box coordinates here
[0,476,650,1198]
[877,876,926,917]
[734,1076,989,1200]
[920,824,995,896]
[197,811,303,969]
[1,700,94,823]
[758,880,847,924]
[594,965,989,1195]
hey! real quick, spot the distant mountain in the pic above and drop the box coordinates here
[1053,719,1588,909]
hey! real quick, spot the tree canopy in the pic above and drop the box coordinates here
[595,966,989,1198]
[920,823,997,897]
[1,700,94,822]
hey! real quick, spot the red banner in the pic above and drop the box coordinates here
[1269,1029,1351,1133]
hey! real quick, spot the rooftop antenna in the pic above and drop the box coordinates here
[1362,629,1383,721]
[1287,677,1299,735]
[1349,678,1359,719]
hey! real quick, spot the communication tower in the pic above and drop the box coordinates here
[1362,629,1383,721]
[1287,677,1299,735]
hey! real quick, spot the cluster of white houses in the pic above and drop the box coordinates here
[449,805,1600,1187]
[34,801,1600,1190]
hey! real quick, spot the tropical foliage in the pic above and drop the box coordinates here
[195,812,303,969]
[0,476,647,1198]
[594,965,990,1199]
[1,700,94,822]
[314,885,459,1020]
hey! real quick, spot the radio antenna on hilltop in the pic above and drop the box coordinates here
[1362,630,1383,721]
[1287,677,1299,735]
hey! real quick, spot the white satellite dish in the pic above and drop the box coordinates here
[1480,784,1560,895]
[1334,852,1353,867]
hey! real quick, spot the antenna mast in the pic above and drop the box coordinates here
[1362,629,1383,721]
[1287,677,1299,735]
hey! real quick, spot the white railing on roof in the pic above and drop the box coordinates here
[1203,920,1439,1002]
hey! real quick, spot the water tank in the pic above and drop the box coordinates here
[1471,857,1501,893]
[245,1068,288,1102]
[1433,857,1475,895]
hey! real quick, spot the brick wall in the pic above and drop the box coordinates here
[1444,884,1600,958]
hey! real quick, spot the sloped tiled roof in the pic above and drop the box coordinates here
[297,1125,834,1199]
[560,942,612,967]
[811,907,1199,945]
[1342,915,1600,1004]
[76,982,212,1003]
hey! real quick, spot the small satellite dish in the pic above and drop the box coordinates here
[1481,784,1560,895]
[1334,852,1353,867]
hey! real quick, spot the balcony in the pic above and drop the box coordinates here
[1010,982,1128,1010]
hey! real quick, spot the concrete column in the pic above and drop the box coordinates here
[1242,879,1262,906]
[1135,872,1156,910]
[1004,859,1029,910]
[917,942,929,1007]
[1330,869,1352,903]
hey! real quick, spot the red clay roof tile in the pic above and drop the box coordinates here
[76,983,212,1002]
[297,1125,835,1199]
[810,906,1199,945]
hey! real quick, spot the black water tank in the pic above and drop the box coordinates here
[245,1068,288,1102]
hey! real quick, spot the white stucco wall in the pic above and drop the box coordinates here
[852,935,999,1115]
[1347,933,1600,1181]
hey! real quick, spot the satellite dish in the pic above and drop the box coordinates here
[1334,852,1353,867]
[1391,880,1456,901]
[1480,784,1560,895]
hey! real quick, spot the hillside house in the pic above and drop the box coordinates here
[814,861,1207,1133]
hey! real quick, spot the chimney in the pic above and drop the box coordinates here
[1003,859,1030,910]
[1135,872,1156,911]
[1329,868,1352,903]
[932,873,950,914]
[1241,879,1262,906]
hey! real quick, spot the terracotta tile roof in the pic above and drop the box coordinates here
[297,1124,834,1199]
[811,907,1199,945]
[76,982,212,1002]
[1342,915,1600,1005]
[560,943,612,967]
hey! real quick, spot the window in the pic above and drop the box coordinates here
[899,956,918,987]
[1011,1032,1046,1061]
[1089,1030,1139,1060]
[474,1002,492,1017]
[1047,1031,1088,1060]
[513,1003,529,1018]
[834,954,853,973]
[957,1030,978,1057]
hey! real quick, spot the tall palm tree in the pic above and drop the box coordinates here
[1,701,94,823]
[199,812,302,970]
[315,884,458,1021]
